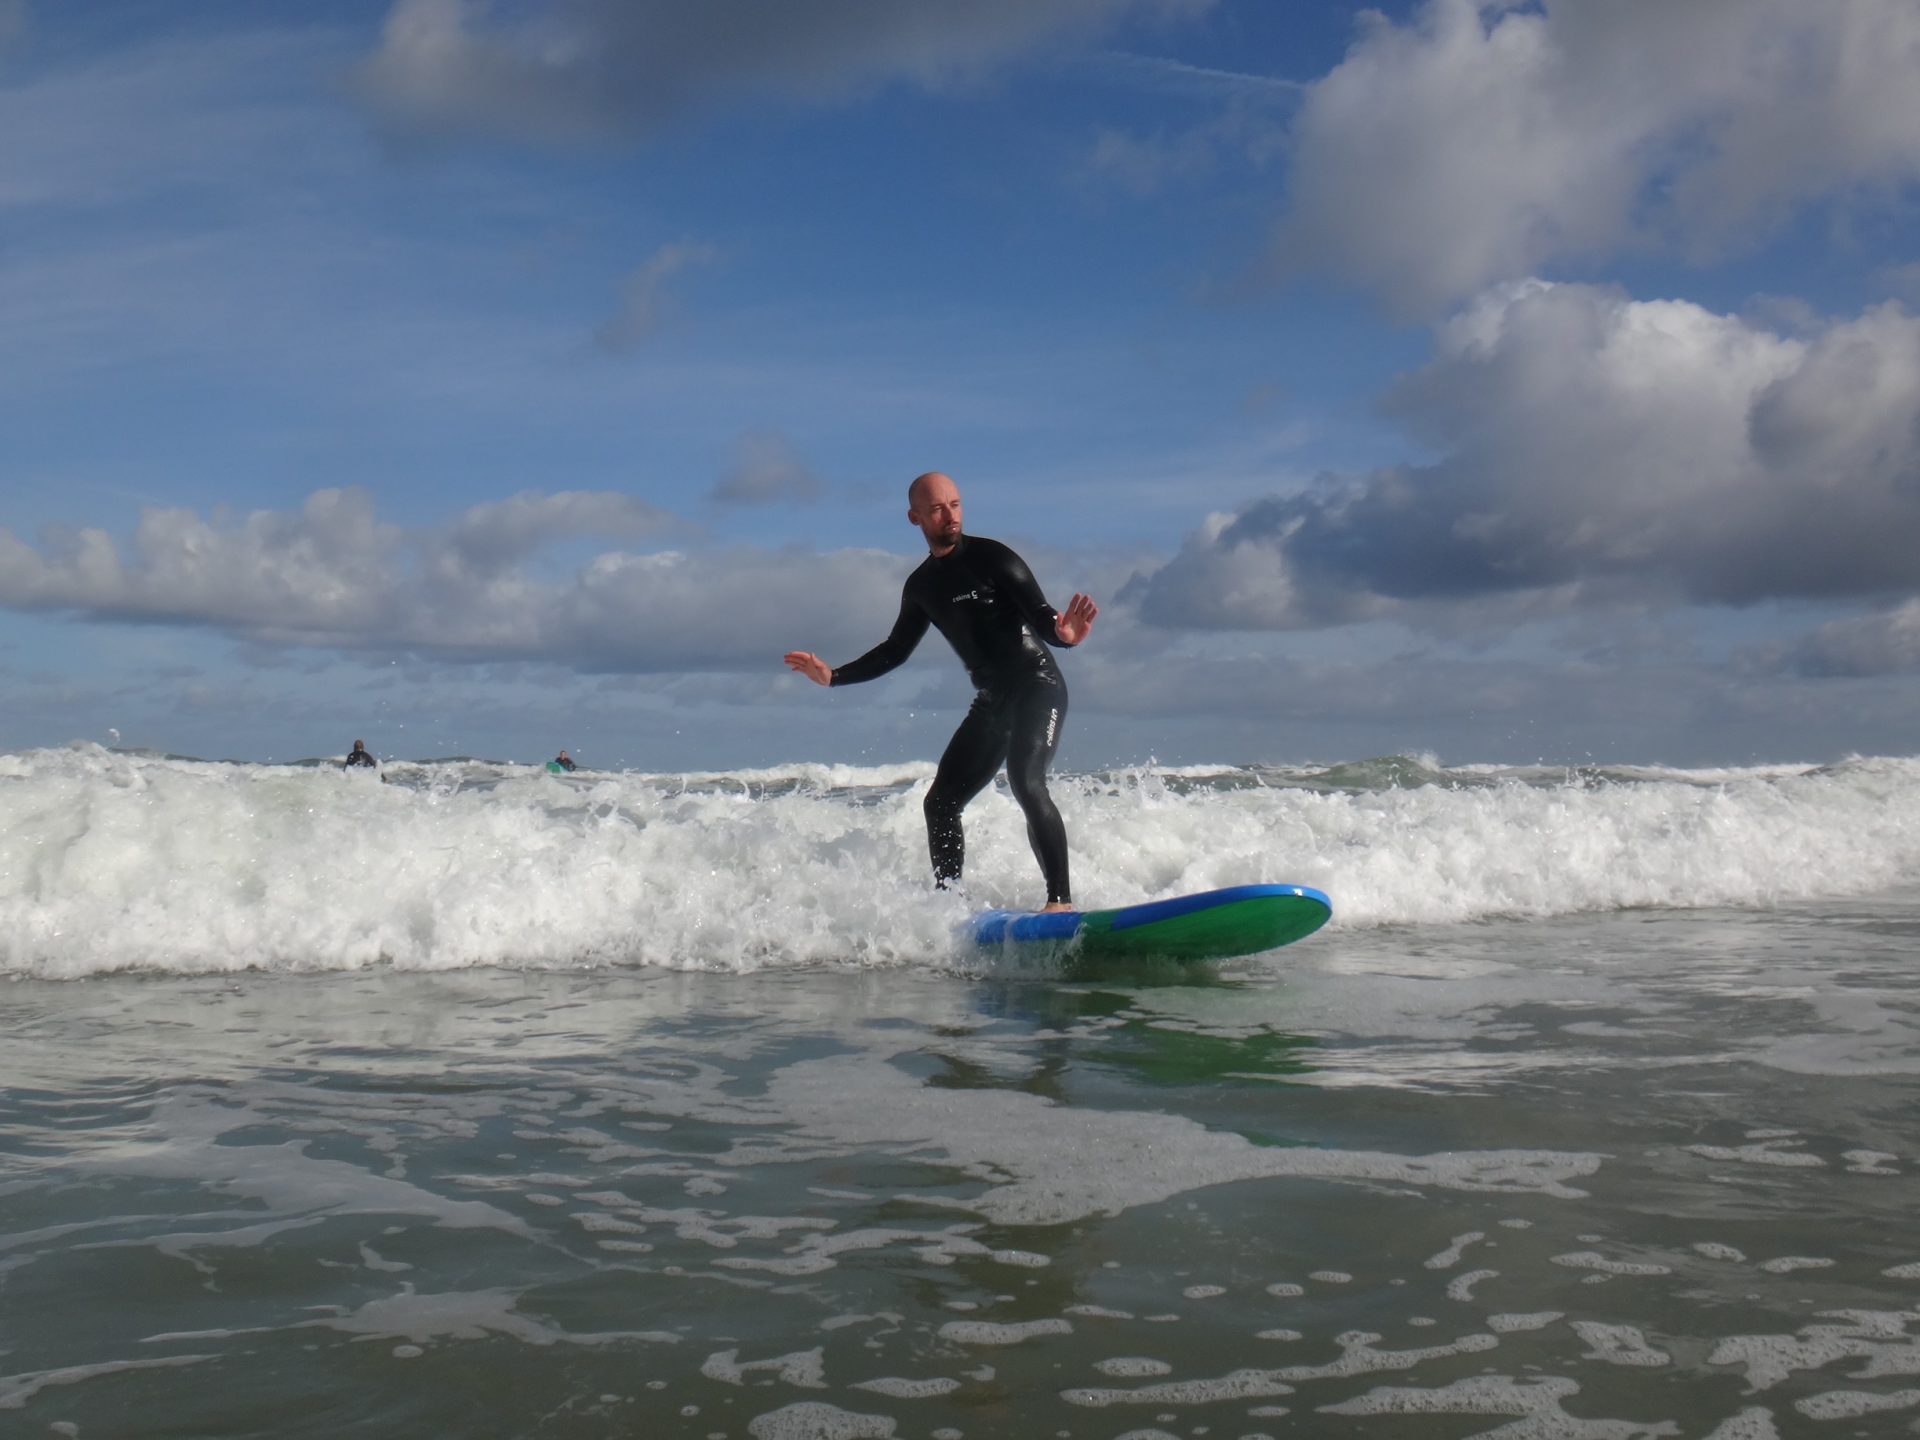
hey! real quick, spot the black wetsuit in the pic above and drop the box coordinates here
[343,747,377,768]
[831,535,1076,904]
[552,756,577,772]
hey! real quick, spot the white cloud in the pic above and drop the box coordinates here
[594,241,717,353]
[435,489,679,574]
[0,488,905,670]
[1273,0,1920,313]
[1129,284,1920,628]
[0,489,403,638]
[353,0,1212,146]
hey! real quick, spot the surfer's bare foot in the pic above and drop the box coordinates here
[1040,901,1075,913]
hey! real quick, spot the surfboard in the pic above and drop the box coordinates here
[971,883,1331,963]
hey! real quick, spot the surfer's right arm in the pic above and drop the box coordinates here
[785,593,930,688]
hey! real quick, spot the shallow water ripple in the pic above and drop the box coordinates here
[4,902,1920,1437]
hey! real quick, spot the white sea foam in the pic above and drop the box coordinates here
[1094,1357,1174,1377]
[1487,1312,1563,1333]
[1571,1321,1671,1367]
[1701,1408,1782,1439]
[1319,1373,1672,1435]
[936,1318,1072,1346]
[1062,1367,1297,1407]
[1794,1388,1920,1420]
[747,1401,895,1440]
[7,745,1920,976]
[849,1377,961,1399]
[1445,1269,1497,1302]
[703,1348,827,1388]
[1550,1251,1672,1276]
[1426,1231,1486,1269]
[1686,1141,1825,1168]
[1708,1311,1920,1391]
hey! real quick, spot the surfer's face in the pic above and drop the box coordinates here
[909,474,963,553]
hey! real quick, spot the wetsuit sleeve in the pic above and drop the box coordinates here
[830,591,932,686]
[987,542,1074,647]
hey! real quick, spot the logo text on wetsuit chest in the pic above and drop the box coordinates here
[951,588,994,605]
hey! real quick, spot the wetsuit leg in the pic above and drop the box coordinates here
[1004,677,1071,905]
[924,696,1013,889]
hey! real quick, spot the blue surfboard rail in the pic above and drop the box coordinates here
[971,908,1083,945]
[1103,883,1330,932]
[971,883,1332,956]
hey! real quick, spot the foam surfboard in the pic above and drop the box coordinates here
[971,883,1331,963]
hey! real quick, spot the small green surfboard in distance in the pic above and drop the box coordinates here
[971,884,1331,963]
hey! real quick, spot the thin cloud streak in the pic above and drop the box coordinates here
[1090,49,1306,98]
[595,241,719,353]
[711,432,826,507]
[352,0,1215,147]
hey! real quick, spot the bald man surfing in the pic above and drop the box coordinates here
[785,472,1098,912]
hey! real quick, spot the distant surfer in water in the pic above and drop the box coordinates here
[551,750,577,772]
[785,471,1098,912]
[343,739,377,769]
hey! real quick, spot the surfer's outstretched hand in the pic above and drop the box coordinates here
[784,651,833,686]
[1055,593,1099,646]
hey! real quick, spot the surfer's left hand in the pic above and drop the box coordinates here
[1055,593,1098,646]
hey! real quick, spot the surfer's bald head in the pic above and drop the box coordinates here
[907,471,963,554]
[907,471,954,510]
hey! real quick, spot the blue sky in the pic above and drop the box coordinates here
[4,0,1919,769]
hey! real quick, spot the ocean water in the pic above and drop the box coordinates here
[4,743,1920,1438]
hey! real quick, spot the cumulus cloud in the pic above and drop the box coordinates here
[1128,283,1920,629]
[353,0,1210,146]
[594,242,717,352]
[710,431,824,507]
[0,487,905,670]
[0,488,404,639]
[434,489,678,573]
[1274,0,1920,313]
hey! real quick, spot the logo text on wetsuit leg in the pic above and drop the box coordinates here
[1046,708,1058,746]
